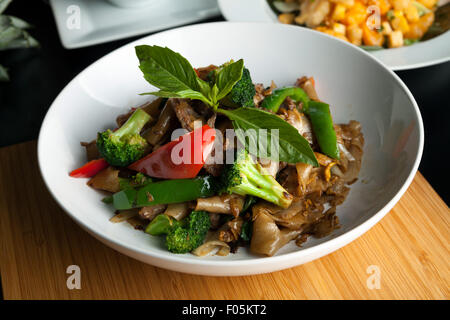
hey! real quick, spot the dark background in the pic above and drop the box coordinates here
[0,0,448,207]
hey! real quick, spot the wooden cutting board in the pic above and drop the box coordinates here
[0,141,448,300]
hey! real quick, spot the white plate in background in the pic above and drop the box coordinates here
[38,22,423,276]
[49,0,220,49]
[218,0,450,70]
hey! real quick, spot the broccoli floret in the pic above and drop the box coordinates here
[97,108,151,166]
[166,228,193,254]
[166,210,210,254]
[222,67,256,108]
[146,214,179,236]
[209,63,255,108]
[220,149,293,208]
[119,172,152,190]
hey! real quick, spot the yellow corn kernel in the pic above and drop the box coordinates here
[391,15,410,33]
[392,0,411,11]
[381,21,393,35]
[388,30,404,47]
[346,24,363,45]
[417,0,437,9]
[332,3,347,21]
[405,4,420,22]
[333,23,346,35]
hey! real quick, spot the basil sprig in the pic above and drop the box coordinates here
[136,45,243,110]
[135,45,318,165]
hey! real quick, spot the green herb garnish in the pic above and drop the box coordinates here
[136,45,243,111]
[135,45,318,166]
[218,107,318,165]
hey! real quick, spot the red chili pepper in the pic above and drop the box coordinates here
[69,158,109,178]
[128,124,216,179]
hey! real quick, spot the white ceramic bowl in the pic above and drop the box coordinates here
[38,22,423,276]
[218,0,450,70]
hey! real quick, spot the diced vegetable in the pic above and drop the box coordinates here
[381,21,393,35]
[332,4,347,21]
[362,24,384,46]
[333,23,346,35]
[406,4,420,22]
[388,30,404,48]
[391,14,410,33]
[347,24,363,45]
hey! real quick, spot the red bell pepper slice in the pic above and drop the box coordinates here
[128,124,216,179]
[69,158,109,178]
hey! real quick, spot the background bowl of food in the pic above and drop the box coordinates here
[218,0,450,70]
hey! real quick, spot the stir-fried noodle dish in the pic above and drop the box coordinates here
[70,46,364,257]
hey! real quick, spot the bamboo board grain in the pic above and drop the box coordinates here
[0,141,448,300]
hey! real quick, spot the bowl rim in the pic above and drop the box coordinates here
[37,21,424,269]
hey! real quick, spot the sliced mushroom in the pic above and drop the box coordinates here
[87,166,120,193]
[192,231,230,257]
[138,204,167,220]
[195,194,244,217]
[163,202,190,221]
[80,140,100,161]
[218,217,244,243]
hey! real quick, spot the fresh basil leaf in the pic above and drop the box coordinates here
[197,77,214,100]
[135,45,213,105]
[208,83,219,102]
[215,59,244,100]
[218,107,318,166]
